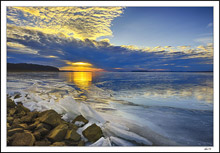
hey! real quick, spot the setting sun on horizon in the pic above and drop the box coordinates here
[60,61,104,72]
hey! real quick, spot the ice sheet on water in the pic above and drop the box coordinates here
[80,102,106,123]
[110,136,135,146]
[90,137,111,146]
[74,121,85,127]
[102,122,153,145]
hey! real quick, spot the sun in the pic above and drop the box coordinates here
[60,61,104,72]
[71,62,93,67]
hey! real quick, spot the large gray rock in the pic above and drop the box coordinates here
[38,110,62,127]
[11,131,35,146]
[82,124,103,142]
[47,124,68,142]
[65,129,81,142]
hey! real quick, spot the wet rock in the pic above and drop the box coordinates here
[51,142,66,146]
[15,111,26,118]
[11,131,35,146]
[12,118,21,126]
[68,123,78,131]
[78,140,85,146]
[33,131,41,140]
[38,110,62,127]
[12,123,28,129]
[82,124,103,143]
[7,135,14,146]
[35,128,49,136]
[65,129,81,142]
[17,104,30,114]
[8,108,17,116]
[64,140,79,146]
[35,123,52,131]
[72,115,88,127]
[21,112,38,123]
[8,128,24,136]
[7,97,16,108]
[28,120,40,130]
[7,123,11,129]
[47,124,68,142]
[34,139,51,146]
[7,117,14,125]
[14,94,21,99]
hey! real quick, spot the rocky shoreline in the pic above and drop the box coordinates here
[7,95,103,146]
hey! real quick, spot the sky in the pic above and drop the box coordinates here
[7,7,213,71]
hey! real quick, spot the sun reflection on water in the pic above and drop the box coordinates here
[67,72,92,90]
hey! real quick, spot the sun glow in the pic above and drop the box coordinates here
[60,61,104,72]
[71,62,93,67]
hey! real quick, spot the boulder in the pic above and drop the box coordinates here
[15,110,26,118]
[12,123,28,129]
[12,118,21,126]
[68,123,78,131]
[78,140,85,146]
[34,139,51,146]
[17,104,30,114]
[51,142,66,146]
[47,124,68,142]
[8,128,24,136]
[35,123,52,131]
[8,108,17,116]
[28,120,40,131]
[64,140,79,146]
[11,131,35,146]
[14,94,21,99]
[38,110,62,127]
[21,112,38,123]
[7,97,16,108]
[35,128,49,136]
[65,129,81,142]
[7,117,14,125]
[7,123,11,129]
[33,131,41,140]
[82,124,103,143]
[72,115,88,127]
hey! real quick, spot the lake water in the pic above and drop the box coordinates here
[7,72,213,146]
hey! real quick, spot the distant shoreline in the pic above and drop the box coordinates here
[7,63,212,73]
[7,63,59,72]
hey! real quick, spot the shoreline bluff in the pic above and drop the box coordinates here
[7,94,103,146]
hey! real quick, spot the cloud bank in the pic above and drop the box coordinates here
[7,7,213,72]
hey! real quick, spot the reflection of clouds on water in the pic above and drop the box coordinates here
[143,83,213,103]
